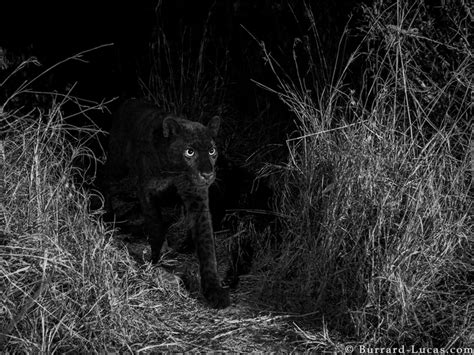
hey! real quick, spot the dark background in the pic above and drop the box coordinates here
[0,0,367,119]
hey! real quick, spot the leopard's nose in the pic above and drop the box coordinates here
[199,172,214,182]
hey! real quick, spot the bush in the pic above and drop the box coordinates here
[254,0,472,347]
[0,56,185,352]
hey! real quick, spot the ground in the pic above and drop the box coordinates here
[111,233,329,352]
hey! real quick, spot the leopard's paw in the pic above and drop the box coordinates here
[203,285,230,309]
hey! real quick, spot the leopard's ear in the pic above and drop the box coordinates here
[163,116,182,137]
[207,116,220,137]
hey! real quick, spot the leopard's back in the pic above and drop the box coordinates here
[106,99,165,180]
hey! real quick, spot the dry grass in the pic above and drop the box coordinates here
[250,0,473,348]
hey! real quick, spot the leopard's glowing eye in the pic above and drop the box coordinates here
[209,147,216,156]
[184,149,195,157]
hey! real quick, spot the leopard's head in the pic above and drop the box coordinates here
[161,115,220,188]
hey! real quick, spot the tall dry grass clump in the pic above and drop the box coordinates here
[254,0,472,347]
[0,55,190,352]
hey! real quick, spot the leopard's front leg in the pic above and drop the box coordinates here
[184,196,230,309]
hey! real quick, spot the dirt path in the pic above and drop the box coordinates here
[114,235,326,352]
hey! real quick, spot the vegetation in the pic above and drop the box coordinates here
[1,0,472,352]
[252,0,473,348]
